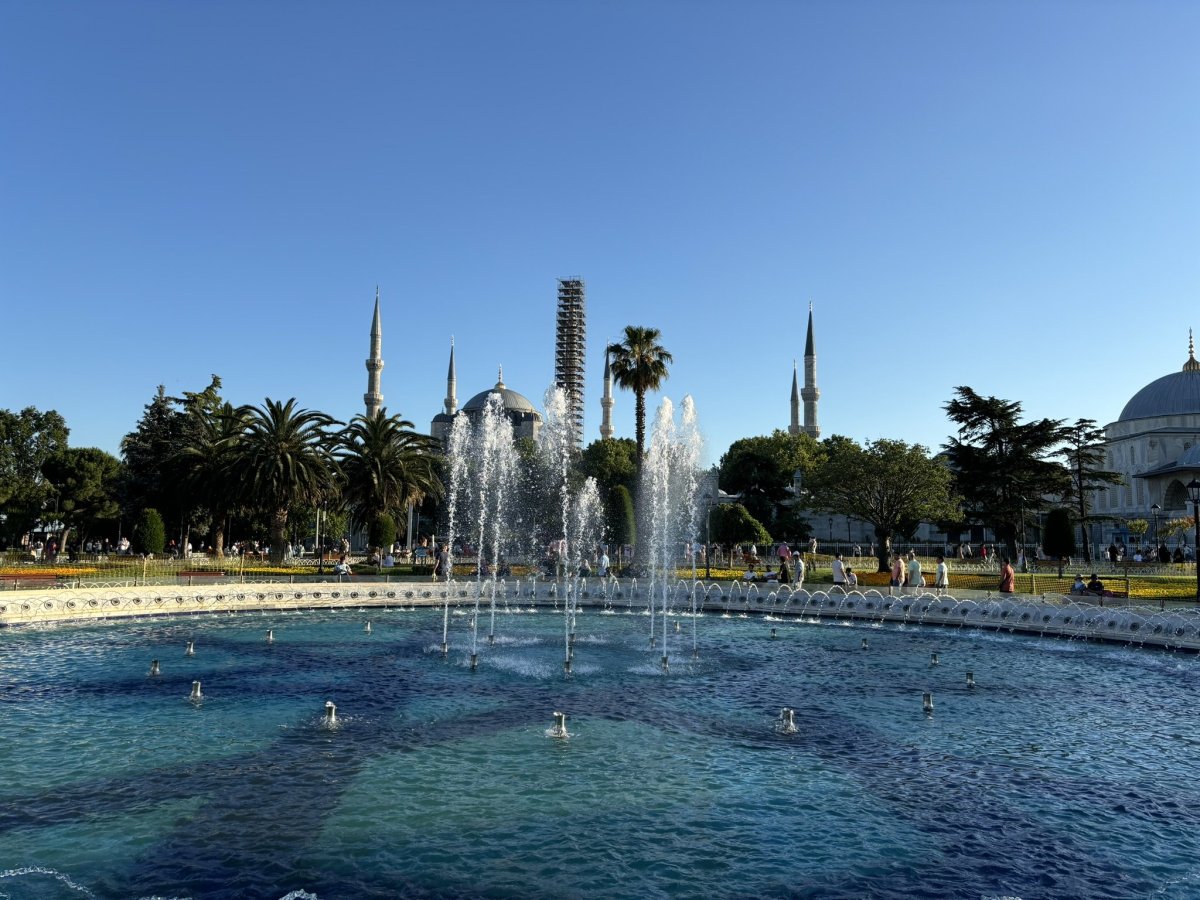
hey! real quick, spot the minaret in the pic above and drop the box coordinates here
[444,338,458,415]
[801,303,820,439]
[788,360,800,436]
[600,349,615,440]
[364,288,384,418]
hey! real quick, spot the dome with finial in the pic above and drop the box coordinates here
[461,365,540,418]
[1118,330,1200,421]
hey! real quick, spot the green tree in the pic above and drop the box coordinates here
[605,326,673,463]
[174,401,246,558]
[1042,507,1076,573]
[605,483,637,549]
[336,410,444,552]
[132,507,166,555]
[0,406,69,546]
[718,430,821,533]
[807,436,962,573]
[226,398,340,565]
[1057,418,1123,563]
[578,437,638,498]
[120,376,224,537]
[40,447,122,553]
[943,387,1071,560]
[709,502,772,547]
[368,510,397,552]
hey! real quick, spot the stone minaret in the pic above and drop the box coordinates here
[364,288,384,418]
[444,337,458,415]
[600,349,615,440]
[801,304,820,439]
[788,360,800,435]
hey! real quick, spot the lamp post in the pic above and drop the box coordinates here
[1187,480,1200,604]
[704,502,712,581]
[1151,503,1161,553]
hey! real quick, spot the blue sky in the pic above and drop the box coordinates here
[2,1,1197,467]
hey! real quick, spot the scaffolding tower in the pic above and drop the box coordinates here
[554,278,586,447]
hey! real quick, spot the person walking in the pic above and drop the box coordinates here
[999,557,1015,593]
[934,555,949,593]
[906,551,923,593]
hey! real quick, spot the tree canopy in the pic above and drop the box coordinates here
[1057,418,1122,562]
[605,326,672,462]
[943,387,1070,559]
[717,430,820,537]
[807,436,961,572]
[0,406,69,546]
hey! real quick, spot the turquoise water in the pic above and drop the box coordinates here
[1,608,1199,899]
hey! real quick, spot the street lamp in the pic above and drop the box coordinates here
[1151,503,1161,549]
[1187,480,1200,603]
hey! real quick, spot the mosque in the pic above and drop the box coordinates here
[1099,332,1200,547]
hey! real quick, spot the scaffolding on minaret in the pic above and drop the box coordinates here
[555,278,587,446]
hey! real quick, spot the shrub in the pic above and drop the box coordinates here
[132,508,166,556]
[368,511,397,551]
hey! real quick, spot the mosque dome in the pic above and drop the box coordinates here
[461,368,540,419]
[1118,335,1200,422]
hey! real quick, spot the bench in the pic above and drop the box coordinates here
[0,573,59,590]
[177,570,226,584]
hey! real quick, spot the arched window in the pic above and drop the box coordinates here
[1165,480,1189,511]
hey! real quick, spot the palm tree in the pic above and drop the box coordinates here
[336,410,444,551]
[173,402,247,559]
[225,398,340,565]
[605,325,673,463]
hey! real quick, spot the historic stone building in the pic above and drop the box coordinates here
[430,341,542,443]
[1099,332,1200,546]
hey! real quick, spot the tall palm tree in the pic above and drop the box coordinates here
[226,398,340,565]
[336,410,444,550]
[606,325,673,463]
[173,402,247,559]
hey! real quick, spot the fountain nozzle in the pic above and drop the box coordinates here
[861,638,869,650]
[930,652,939,666]
[266,629,274,644]
[470,652,478,671]
[324,700,337,725]
[550,711,568,738]
[966,671,975,688]
[922,692,934,714]
[185,641,194,656]
[364,622,372,633]
[149,659,160,676]
[661,654,669,671]
[441,641,449,657]
[771,627,778,639]
[190,681,203,702]
[779,707,798,735]
[675,620,681,633]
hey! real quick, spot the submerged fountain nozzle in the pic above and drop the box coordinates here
[563,658,572,674]
[364,622,371,633]
[149,659,160,676]
[185,641,195,656]
[550,711,568,738]
[675,620,681,633]
[190,681,203,702]
[966,671,975,688]
[779,707,798,735]
[770,627,778,639]
[922,692,934,714]
[861,638,869,650]
[487,633,495,645]
[266,629,274,644]
[649,635,656,648]
[470,652,478,671]
[661,654,669,671]
[324,700,337,725]
[930,652,939,666]
[441,641,449,657]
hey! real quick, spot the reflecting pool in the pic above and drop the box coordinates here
[2,608,1199,899]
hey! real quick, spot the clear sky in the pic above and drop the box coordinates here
[2,1,1197,467]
